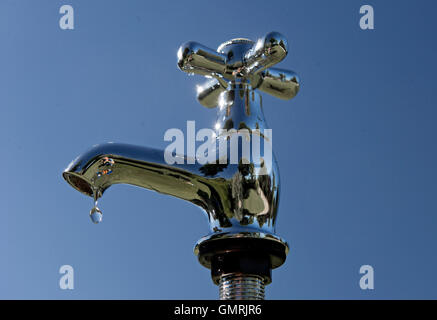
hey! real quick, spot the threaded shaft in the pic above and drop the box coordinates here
[219,274,265,300]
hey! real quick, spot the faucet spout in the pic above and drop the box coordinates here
[63,143,205,205]
[63,139,285,243]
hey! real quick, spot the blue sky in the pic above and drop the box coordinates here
[0,0,436,299]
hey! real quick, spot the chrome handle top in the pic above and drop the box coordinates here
[177,32,300,108]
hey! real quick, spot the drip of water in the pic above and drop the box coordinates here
[90,190,103,224]
[90,206,103,224]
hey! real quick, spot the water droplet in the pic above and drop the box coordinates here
[90,189,102,224]
[90,206,103,224]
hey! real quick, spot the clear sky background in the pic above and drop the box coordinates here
[0,0,436,299]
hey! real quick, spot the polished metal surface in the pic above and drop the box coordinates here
[219,274,265,300]
[178,31,300,107]
[62,31,300,299]
[63,84,288,250]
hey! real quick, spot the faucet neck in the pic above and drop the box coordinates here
[215,83,267,135]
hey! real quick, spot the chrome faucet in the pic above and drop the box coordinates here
[63,31,300,300]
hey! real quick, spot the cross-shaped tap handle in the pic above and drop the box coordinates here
[177,32,300,108]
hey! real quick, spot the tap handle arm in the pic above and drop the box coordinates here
[177,41,227,79]
[250,67,300,100]
[243,31,288,76]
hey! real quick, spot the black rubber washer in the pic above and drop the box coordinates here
[197,237,288,285]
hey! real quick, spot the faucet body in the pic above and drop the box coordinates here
[63,33,300,299]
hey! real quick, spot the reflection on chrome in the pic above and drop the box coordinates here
[63,32,300,300]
